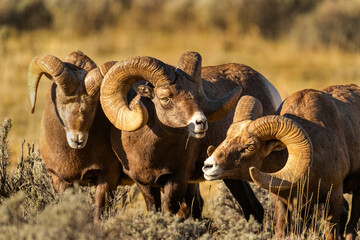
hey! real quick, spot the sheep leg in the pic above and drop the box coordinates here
[340,197,349,236]
[345,187,360,240]
[92,171,119,224]
[50,173,70,195]
[272,194,291,238]
[93,181,111,224]
[162,179,187,215]
[137,183,161,212]
[324,188,344,240]
[182,183,204,219]
[223,179,264,223]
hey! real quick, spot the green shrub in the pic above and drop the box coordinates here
[44,0,127,35]
[0,118,359,239]
[21,187,100,240]
[0,118,57,219]
[292,0,360,51]
[0,0,323,37]
[0,0,51,30]
[11,141,58,215]
[0,118,12,198]
[0,188,102,240]
[213,181,272,239]
[0,192,27,240]
[104,211,209,240]
[233,0,322,38]
[125,0,323,38]
[2,0,360,52]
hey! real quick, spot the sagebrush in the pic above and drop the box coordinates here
[0,119,359,238]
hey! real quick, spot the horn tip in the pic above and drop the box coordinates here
[111,100,149,132]
[29,95,36,113]
[249,166,261,186]
[250,166,293,191]
[249,166,257,178]
[30,100,36,113]
[233,85,243,97]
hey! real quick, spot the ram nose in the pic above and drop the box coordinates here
[202,155,222,180]
[66,131,89,149]
[188,112,208,138]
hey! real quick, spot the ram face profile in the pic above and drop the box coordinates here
[100,51,281,221]
[100,52,241,217]
[203,85,360,239]
[28,51,125,222]
[100,52,242,137]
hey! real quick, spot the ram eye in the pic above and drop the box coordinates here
[247,144,256,151]
[160,97,169,102]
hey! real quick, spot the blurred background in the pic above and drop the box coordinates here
[1,0,360,162]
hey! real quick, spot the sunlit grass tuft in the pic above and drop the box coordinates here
[0,119,359,238]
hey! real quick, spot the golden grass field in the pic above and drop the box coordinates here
[1,27,359,220]
[0,1,360,237]
[1,27,359,161]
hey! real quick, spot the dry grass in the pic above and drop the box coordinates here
[1,0,360,238]
[0,119,359,239]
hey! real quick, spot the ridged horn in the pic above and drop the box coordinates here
[84,61,117,100]
[199,82,242,122]
[100,56,175,131]
[233,95,263,123]
[176,51,202,80]
[248,115,312,191]
[176,51,243,122]
[64,51,97,72]
[28,55,77,113]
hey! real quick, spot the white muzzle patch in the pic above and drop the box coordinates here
[202,155,222,180]
[66,131,89,149]
[188,112,208,139]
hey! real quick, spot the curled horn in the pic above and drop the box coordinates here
[28,55,77,113]
[100,56,175,131]
[176,51,242,122]
[198,78,242,122]
[233,95,263,122]
[64,51,97,72]
[176,51,202,80]
[248,115,312,191]
[84,61,117,100]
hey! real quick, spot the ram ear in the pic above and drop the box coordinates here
[135,84,155,99]
[207,145,216,157]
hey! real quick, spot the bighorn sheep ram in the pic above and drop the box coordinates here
[203,84,360,239]
[100,51,282,220]
[28,51,130,222]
